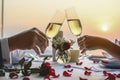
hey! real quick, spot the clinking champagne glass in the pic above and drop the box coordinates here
[45,11,65,62]
[65,7,86,59]
[45,11,65,38]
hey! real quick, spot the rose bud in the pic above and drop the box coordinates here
[62,42,71,50]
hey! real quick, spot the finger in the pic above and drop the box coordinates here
[33,31,47,48]
[77,36,86,45]
[37,42,45,53]
[31,28,48,53]
[35,30,49,47]
[33,46,41,55]
[81,41,88,53]
[80,45,84,50]
[37,37,47,53]
[37,42,46,53]
[81,48,87,53]
[32,28,49,46]
[78,40,84,46]
[77,37,83,43]
[80,42,86,50]
[78,38,86,48]
[35,37,46,54]
[37,33,48,51]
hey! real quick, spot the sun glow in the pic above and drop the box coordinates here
[101,24,108,31]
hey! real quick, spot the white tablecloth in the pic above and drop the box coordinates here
[0,58,120,80]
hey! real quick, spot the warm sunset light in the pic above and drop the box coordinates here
[0,0,120,41]
[101,24,108,31]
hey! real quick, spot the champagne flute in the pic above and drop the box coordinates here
[65,7,82,36]
[45,11,65,61]
[65,7,86,59]
[45,11,65,38]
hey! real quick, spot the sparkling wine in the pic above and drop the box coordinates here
[45,23,62,38]
[67,19,82,36]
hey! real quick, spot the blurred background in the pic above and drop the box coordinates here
[0,0,120,56]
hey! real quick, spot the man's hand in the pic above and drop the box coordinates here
[8,27,49,55]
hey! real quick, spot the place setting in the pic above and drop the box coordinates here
[87,52,120,73]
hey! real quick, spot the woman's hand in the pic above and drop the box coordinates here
[77,35,109,53]
[77,35,120,60]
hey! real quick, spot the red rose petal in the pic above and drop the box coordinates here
[52,44,56,48]
[84,71,91,76]
[79,77,88,80]
[63,71,71,77]
[41,62,51,69]
[9,72,18,79]
[67,69,73,72]
[76,62,83,65]
[62,42,71,50]
[103,71,108,76]
[105,73,116,80]
[64,64,71,68]
[116,73,120,78]
[113,73,117,77]
[49,68,60,78]
[23,76,30,80]
[49,68,55,76]
[44,62,51,66]
[84,67,91,71]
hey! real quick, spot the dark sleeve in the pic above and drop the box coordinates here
[0,41,3,69]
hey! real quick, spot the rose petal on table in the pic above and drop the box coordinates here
[49,68,55,75]
[9,72,18,79]
[63,71,71,77]
[84,67,91,71]
[103,70,108,76]
[64,64,71,68]
[84,71,92,76]
[105,73,116,80]
[76,62,83,65]
[49,68,60,78]
[67,69,73,72]
[116,73,120,78]
[23,76,30,80]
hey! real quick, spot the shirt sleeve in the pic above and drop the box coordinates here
[0,38,10,64]
[0,42,3,68]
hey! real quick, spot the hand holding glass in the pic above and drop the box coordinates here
[66,8,86,59]
[45,11,65,63]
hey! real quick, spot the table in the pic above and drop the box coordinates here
[0,57,120,80]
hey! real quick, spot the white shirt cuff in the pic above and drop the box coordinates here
[0,38,10,63]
